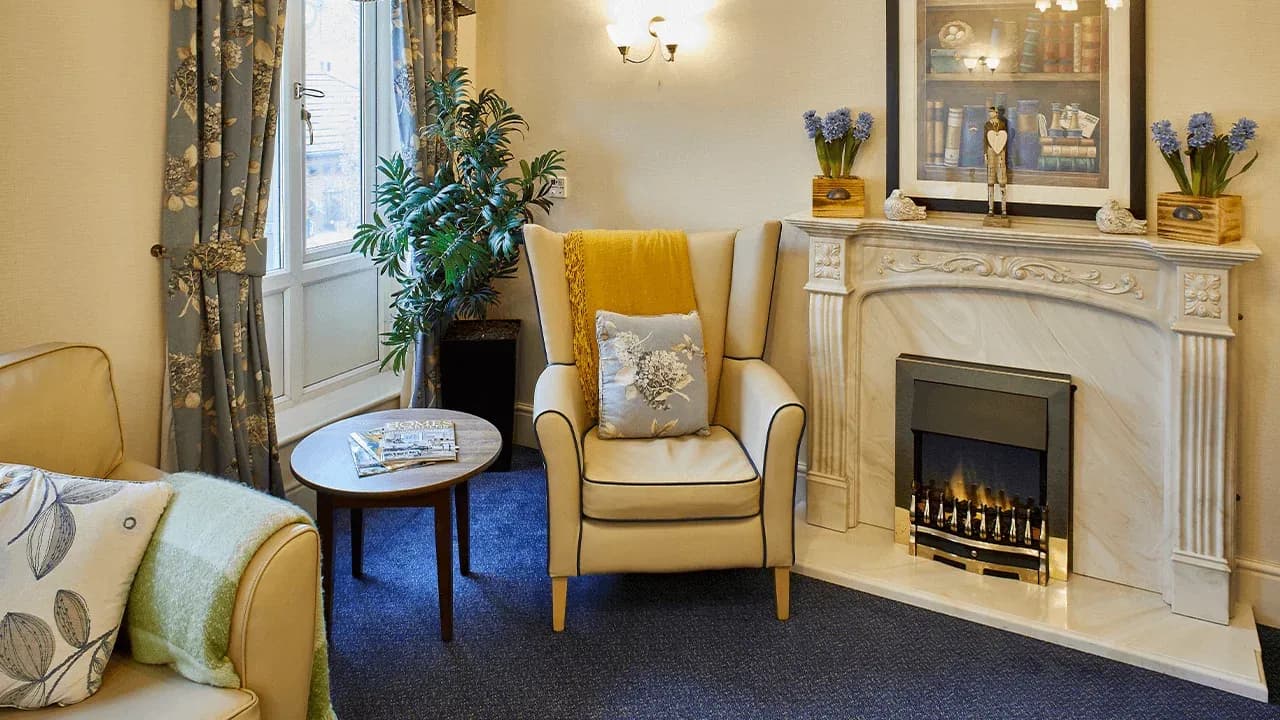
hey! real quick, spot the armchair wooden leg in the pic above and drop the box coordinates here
[774,567,791,621]
[551,577,568,632]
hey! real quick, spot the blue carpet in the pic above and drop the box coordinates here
[328,447,1280,719]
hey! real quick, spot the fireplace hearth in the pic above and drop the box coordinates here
[896,355,1073,584]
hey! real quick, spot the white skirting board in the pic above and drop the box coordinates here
[514,401,537,449]
[1237,557,1280,628]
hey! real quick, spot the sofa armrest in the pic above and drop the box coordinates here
[533,364,589,577]
[715,359,806,567]
[227,522,319,720]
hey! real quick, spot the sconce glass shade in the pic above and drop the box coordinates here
[609,23,650,49]
[963,56,980,70]
[652,17,688,46]
[1104,0,1124,8]
[1036,0,1051,10]
[606,23,639,49]
[986,56,1001,71]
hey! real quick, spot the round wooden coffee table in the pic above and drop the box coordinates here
[289,408,501,642]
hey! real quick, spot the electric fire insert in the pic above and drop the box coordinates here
[895,355,1073,585]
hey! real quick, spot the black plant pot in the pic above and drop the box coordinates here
[439,319,519,472]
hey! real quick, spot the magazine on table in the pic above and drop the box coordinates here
[347,420,458,477]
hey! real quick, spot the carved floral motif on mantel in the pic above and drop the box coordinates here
[877,252,1146,300]
[1183,273,1223,319]
[813,241,842,280]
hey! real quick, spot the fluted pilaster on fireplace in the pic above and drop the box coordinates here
[803,224,857,530]
[1168,266,1238,624]
[789,212,1260,625]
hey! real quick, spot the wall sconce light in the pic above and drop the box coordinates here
[607,15,682,64]
[965,56,1001,73]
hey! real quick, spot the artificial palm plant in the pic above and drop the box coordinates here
[354,68,564,405]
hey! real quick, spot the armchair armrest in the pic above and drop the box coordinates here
[533,364,589,577]
[715,359,806,567]
[228,523,319,720]
[125,469,320,720]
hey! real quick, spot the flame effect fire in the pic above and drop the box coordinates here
[944,462,1016,510]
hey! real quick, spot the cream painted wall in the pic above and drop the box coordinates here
[0,6,478,470]
[0,4,170,464]
[475,0,1280,603]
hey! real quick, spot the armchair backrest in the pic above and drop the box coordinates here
[0,342,126,478]
[523,222,782,417]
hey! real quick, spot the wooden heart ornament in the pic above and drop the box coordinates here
[986,129,1008,154]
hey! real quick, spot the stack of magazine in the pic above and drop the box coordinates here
[348,420,458,477]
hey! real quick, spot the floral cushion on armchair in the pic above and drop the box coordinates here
[0,465,171,709]
[596,310,711,439]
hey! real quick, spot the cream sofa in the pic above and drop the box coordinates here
[524,222,806,629]
[0,343,319,720]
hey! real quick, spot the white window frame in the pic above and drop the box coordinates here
[265,0,400,443]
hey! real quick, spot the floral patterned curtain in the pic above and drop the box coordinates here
[391,0,473,408]
[161,0,287,495]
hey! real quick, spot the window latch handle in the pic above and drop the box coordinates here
[302,107,314,146]
[292,82,326,100]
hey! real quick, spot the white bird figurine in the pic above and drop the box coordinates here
[1096,199,1147,235]
[884,189,928,221]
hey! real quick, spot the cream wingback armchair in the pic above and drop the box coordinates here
[524,222,806,630]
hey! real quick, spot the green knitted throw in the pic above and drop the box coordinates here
[125,472,336,720]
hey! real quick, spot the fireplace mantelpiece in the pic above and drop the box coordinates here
[789,211,1261,627]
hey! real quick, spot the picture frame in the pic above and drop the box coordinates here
[886,0,1146,220]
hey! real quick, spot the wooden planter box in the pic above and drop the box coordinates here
[1156,193,1243,245]
[812,176,866,218]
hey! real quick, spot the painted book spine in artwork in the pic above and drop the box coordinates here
[925,100,937,165]
[925,101,936,166]
[1041,11,1058,73]
[944,107,963,167]
[1006,106,1020,167]
[933,101,946,164]
[1014,99,1041,170]
[1037,137,1098,173]
[1020,14,1043,72]
[1081,15,1102,73]
[1073,22,1083,72]
[931,99,942,163]
[1058,15,1073,72]
[959,105,986,168]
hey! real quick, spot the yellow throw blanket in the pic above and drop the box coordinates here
[565,229,698,419]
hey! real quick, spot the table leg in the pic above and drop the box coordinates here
[433,491,454,642]
[351,508,364,578]
[455,482,470,577]
[316,493,335,636]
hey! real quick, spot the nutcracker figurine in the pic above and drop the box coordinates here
[984,104,1011,227]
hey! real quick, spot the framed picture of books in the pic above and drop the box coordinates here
[886,0,1146,220]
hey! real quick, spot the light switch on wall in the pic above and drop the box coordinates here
[548,176,569,198]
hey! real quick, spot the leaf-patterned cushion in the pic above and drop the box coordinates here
[596,310,712,439]
[0,465,171,709]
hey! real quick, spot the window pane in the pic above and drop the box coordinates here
[263,134,283,271]
[304,0,362,255]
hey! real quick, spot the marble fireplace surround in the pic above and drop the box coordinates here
[787,212,1268,699]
